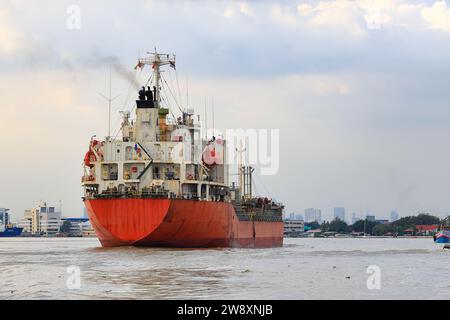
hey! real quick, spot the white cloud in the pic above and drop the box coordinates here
[239,2,254,17]
[422,0,450,32]
[223,6,235,19]
[268,1,450,35]
[223,2,255,19]
[309,2,365,36]
[269,4,299,27]
[0,9,21,52]
[297,4,313,17]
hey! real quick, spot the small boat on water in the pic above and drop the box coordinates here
[0,226,23,237]
[434,228,450,243]
[433,217,450,244]
[0,209,23,237]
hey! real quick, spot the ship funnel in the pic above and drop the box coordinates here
[136,87,154,108]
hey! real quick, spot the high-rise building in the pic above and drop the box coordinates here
[295,214,304,221]
[334,207,345,221]
[366,214,376,222]
[390,210,399,222]
[304,208,322,223]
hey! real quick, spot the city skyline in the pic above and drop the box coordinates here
[286,206,443,223]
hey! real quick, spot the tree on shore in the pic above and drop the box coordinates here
[305,221,320,230]
[392,213,440,227]
[321,218,350,233]
[60,220,72,234]
[351,219,379,234]
[372,224,395,236]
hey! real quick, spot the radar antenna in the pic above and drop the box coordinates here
[135,50,176,109]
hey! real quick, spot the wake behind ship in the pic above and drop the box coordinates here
[81,51,284,248]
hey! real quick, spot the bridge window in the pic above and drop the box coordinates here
[102,164,118,181]
[123,163,145,180]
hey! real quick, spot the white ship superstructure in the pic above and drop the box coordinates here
[82,52,229,201]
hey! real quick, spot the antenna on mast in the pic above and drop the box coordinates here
[212,96,215,138]
[204,96,208,140]
[98,63,120,138]
[186,77,189,110]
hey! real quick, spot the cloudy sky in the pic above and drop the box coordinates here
[1,0,450,222]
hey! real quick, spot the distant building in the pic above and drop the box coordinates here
[375,219,389,224]
[284,220,305,237]
[295,214,304,221]
[304,208,322,223]
[0,208,10,231]
[403,228,414,236]
[0,208,9,224]
[18,201,62,236]
[390,210,399,222]
[288,212,295,220]
[334,207,345,221]
[415,225,438,236]
[366,215,376,222]
[304,228,322,237]
[61,218,95,237]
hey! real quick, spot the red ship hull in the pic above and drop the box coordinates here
[84,198,284,248]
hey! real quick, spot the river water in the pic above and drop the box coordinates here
[0,237,448,300]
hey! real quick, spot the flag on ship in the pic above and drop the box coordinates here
[134,61,144,70]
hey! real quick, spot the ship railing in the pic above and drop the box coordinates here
[92,190,170,199]
[87,190,233,202]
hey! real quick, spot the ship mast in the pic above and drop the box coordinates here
[136,50,176,109]
[236,141,247,200]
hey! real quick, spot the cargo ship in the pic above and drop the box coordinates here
[0,208,23,237]
[0,226,23,237]
[81,51,284,248]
